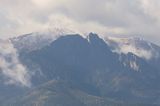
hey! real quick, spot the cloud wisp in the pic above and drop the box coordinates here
[0,39,31,87]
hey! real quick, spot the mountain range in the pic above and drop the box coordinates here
[0,30,160,106]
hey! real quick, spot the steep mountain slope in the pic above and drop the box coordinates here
[8,80,119,106]
[15,33,160,105]
[8,80,159,106]
[105,36,160,74]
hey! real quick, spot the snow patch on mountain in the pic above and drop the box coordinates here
[129,61,139,71]
[11,27,80,53]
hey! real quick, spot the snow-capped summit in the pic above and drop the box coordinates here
[10,27,79,53]
[10,29,160,61]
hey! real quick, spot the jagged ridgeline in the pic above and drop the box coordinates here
[0,32,160,106]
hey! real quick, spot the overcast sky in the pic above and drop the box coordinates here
[1,0,160,44]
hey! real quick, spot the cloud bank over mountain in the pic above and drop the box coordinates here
[0,0,160,44]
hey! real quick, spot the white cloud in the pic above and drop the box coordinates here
[0,0,160,44]
[31,0,67,10]
[119,45,152,60]
[107,37,154,60]
[140,0,160,21]
[45,14,127,37]
[0,39,31,87]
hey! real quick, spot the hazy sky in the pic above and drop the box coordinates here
[1,0,160,44]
